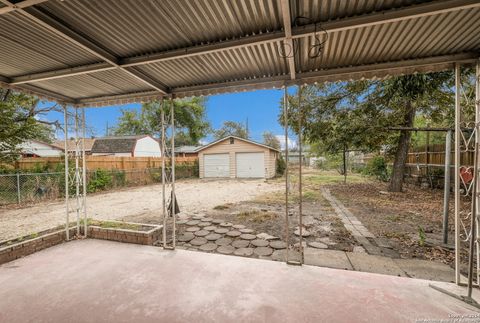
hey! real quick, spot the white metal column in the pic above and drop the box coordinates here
[63,105,70,240]
[454,63,461,284]
[161,97,177,249]
[475,60,480,286]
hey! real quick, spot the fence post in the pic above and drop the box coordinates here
[16,173,21,204]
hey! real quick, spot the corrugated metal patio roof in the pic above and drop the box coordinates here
[0,0,479,107]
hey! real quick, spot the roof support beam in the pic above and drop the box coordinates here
[0,0,47,15]
[293,0,480,37]
[280,0,296,80]
[76,52,478,106]
[3,2,168,94]
[5,0,480,87]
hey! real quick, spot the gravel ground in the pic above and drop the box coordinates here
[0,179,282,241]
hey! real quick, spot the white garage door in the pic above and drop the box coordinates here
[204,154,230,178]
[236,152,265,178]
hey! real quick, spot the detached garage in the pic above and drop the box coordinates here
[197,136,280,179]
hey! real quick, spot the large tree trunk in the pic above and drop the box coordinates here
[389,100,415,192]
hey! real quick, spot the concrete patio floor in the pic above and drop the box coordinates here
[0,240,478,323]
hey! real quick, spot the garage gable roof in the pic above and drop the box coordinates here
[196,136,280,153]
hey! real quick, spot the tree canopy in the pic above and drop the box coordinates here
[262,131,281,150]
[280,70,467,191]
[114,97,210,145]
[213,121,248,140]
[0,89,57,163]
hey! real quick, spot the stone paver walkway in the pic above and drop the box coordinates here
[320,187,397,256]
[171,211,455,282]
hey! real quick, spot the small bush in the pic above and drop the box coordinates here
[276,156,286,176]
[363,156,390,181]
[87,169,113,193]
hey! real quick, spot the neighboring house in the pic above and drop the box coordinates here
[18,140,64,157]
[53,138,96,155]
[197,136,279,179]
[174,146,201,158]
[91,135,161,157]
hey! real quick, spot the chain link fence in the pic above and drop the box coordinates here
[0,165,197,206]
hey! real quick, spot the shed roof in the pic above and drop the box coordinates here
[90,135,149,154]
[53,138,96,152]
[0,0,479,107]
[197,136,280,152]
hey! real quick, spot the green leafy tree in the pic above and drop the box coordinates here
[0,89,58,163]
[114,97,210,145]
[281,71,459,192]
[213,121,248,140]
[262,131,281,150]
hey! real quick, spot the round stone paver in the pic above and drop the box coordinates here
[186,226,200,232]
[186,220,200,226]
[234,247,254,257]
[194,230,209,237]
[270,241,287,249]
[177,233,195,242]
[254,246,273,256]
[217,245,235,255]
[250,239,269,247]
[215,237,233,246]
[214,228,229,234]
[232,224,245,229]
[197,222,212,227]
[219,222,233,227]
[176,219,188,225]
[201,217,213,222]
[205,233,222,241]
[199,243,217,251]
[308,241,328,249]
[211,219,224,224]
[192,216,204,220]
[190,237,208,246]
[239,228,254,234]
[239,234,256,240]
[232,240,250,248]
[294,228,311,237]
[226,230,241,237]
[204,226,217,231]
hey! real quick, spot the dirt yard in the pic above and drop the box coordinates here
[0,179,282,241]
[329,181,458,266]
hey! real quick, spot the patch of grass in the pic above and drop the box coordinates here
[83,218,140,230]
[237,209,278,223]
[303,173,368,185]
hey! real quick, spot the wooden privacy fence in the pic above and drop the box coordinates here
[15,156,198,171]
[406,143,474,167]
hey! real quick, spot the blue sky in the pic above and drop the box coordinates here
[43,88,298,145]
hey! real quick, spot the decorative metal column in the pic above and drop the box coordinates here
[73,107,87,237]
[284,85,290,263]
[161,97,177,250]
[63,105,70,240]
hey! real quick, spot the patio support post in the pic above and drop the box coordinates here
[170,96,176,249]
[454,63,461,284]
[74,107,80,235]
[284,85,290,262]
[442,129,452,244]
[63,104,69,240]
[475,59,480,285]
[298,85,304,264]
[82,108,87,237]
[160,98,167,248]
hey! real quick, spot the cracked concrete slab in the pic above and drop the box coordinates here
[347,253,407,277]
